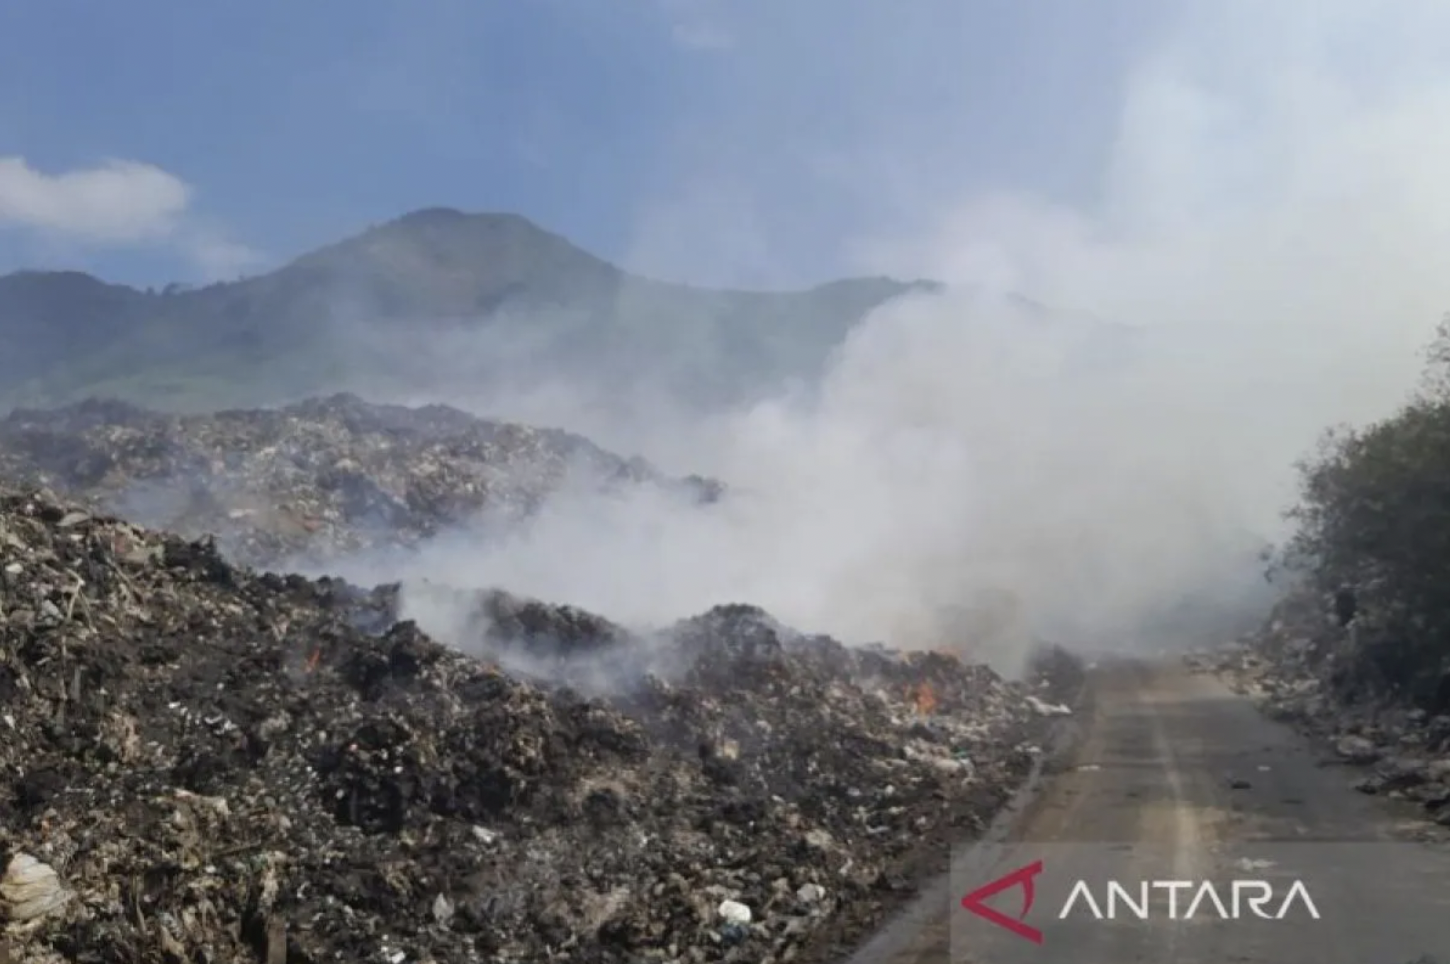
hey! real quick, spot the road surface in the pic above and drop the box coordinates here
[841,658,1450,963]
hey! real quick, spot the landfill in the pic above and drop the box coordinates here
[0,394,721,571]
[0,396,1083,963]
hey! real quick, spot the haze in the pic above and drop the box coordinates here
[380,0,1450,673]
[10,0,1450,673]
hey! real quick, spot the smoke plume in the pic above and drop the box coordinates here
[386,0,1450,674]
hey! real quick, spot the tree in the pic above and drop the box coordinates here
[1283,317,1450,705]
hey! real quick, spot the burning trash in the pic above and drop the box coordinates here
[911,681,939,715]
[0,396,1084,963]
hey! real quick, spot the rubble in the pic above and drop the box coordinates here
[0,483,1080,963]
[0,395,719,570]
[1192,588,1450,829]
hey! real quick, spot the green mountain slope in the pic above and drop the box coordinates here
[0,208,936,413]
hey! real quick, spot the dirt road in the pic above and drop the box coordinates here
[840,658,1450,963]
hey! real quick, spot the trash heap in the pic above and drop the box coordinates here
[1190,591,1450,828]
[0,485,1078,964]
[0,395,720,570]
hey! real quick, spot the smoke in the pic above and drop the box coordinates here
[392,0,1450,673]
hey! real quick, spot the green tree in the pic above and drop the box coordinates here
[1283,316,1450,707]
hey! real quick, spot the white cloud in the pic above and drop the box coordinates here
[0,156,260,279]
[0,157,189,243]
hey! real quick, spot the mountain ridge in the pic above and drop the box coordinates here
[0,208,1141,425]
[5,209,934,304]
[0,208,946,415]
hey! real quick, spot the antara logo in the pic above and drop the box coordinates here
[960,859,1322,945]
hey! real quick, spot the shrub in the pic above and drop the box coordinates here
[1283,317,1450,706]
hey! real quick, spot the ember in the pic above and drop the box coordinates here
[912,681,939,715]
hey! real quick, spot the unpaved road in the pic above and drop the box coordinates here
[841,658,1450,963]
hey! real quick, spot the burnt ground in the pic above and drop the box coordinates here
[0,482,1083,963]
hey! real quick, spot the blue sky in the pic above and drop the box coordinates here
[0,0,1156,289]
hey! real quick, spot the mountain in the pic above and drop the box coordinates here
[0,209,939,415]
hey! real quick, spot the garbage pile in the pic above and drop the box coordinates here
[0,395,720,570]
[0,484,1078,964]
[1189,591,1450,828]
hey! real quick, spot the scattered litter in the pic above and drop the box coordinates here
[797,883,827,904]
[1204,591,1450,834]
[0,854,70,925]
[717,900,753,925]
[1025,695,1072,717]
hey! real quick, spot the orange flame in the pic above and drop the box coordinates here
[910,681,938,715]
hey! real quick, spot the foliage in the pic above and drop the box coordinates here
[1284,315,1450,703]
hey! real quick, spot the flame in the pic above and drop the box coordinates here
[910,681,938,716]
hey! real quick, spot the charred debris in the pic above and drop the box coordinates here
[0,396,1080,963]
[0,394,722,571]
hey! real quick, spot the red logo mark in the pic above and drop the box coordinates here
[960,859,1044,944]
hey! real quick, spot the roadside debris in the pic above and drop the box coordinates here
[1195,589,1450,830]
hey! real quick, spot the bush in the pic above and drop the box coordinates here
[1284,318,1450,706]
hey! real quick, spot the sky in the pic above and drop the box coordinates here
[0,0,1156,288]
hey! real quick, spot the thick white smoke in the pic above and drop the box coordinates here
[393,0,1450,672]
